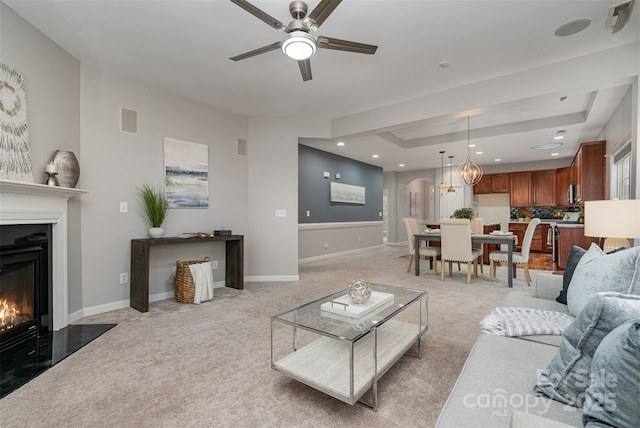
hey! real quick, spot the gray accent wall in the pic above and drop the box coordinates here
[298,145,383,223]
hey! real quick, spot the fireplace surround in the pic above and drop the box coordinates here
[0,180,86,333]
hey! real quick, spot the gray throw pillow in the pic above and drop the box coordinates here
[556,246,587,305]
[583,320,640,428]
[566,244,640,317]
[532,293,640,408]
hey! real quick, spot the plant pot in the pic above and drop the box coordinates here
[149,227,164,238]
[518,218,524,222]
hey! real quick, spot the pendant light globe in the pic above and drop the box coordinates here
[457,116,483,185]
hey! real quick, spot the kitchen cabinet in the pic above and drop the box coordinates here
[473,174,491,194]
[481,223,501,265]
[509,223,527,251]
[533,170,556,206]
[491,174,510,193]
[509,221,550,254]
[573,141,605,203]
[473,173,510,194]
[557,227,600,269]
[556,167,572,206]
[510,172,532,206]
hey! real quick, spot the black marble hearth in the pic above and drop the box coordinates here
[0,323,115,399]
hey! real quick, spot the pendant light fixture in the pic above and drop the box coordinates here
[447,155,456,193]
[457,116,483,185]
[438,150,446,190]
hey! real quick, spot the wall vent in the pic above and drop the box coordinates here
[120,108,138,134]
[606,0,635,33]
[237,138,247,156]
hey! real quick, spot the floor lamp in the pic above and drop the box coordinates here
[584,200,640,252]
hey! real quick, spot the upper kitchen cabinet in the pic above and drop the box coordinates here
[573,141,606,203]
[556,166,572,206]
[510,172,532,206]
[491,173,510,193]
[474,173,510,194]
[533,169,556,206]
[473,174,491,194]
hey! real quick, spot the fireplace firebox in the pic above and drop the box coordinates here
[0,225,51,353]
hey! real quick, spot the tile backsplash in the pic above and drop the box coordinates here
[510,206,582,219]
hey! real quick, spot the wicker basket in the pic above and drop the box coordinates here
[175,256,210,304]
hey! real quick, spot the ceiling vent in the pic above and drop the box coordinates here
[606,0,635,33]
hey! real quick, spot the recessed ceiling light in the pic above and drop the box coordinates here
[554,19,591,37]
[468,144,476,148]
[475,151,483,155]
[494,158,502,162]
[554,130,566,140]
[439,61,450,68]
[551,153,560,156]
[533,143,563,150]
[372,154,379,158]
[337,142,345,146]
[399,163,405,167]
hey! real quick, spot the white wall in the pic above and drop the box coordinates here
[79,65,249,312]
[247,117,330,280]
[1,4,83,313]
[598,85,637,199]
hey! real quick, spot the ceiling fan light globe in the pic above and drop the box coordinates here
[282,31,316,60]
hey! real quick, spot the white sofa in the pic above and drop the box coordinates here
[435,273,583,427]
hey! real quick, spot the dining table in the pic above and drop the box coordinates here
[414,231,518,287]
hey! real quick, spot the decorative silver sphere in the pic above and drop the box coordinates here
[348,279,372,304]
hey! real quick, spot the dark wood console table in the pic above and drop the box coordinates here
[130,235,244,312]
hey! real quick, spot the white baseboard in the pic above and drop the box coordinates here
[299,245,385,264]
[68,280,227,322]
[246,275,299,282]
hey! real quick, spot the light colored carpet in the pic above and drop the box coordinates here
[0,245,541,427]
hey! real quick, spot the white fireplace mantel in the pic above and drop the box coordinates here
[0,179,87,331]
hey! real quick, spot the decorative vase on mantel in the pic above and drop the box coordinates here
[148,227,164,239]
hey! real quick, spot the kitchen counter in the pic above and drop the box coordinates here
[509,220,584,228]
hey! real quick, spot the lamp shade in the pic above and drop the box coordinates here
[584,200,640,239]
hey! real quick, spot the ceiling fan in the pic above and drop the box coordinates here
[229,0,378,81]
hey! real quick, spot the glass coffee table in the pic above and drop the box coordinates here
[270,283,428,411]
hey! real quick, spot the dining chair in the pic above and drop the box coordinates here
[403,218,441,275]
[489,218,540,286]
[439,219,483,284]
[470,217,484,273]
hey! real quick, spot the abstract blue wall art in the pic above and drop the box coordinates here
[164,137,208,208]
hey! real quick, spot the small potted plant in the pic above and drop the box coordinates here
[451,207,474,220]
[517,213,526,222]
[138,184,171,238]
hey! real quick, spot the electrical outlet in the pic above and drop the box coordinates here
[306,210,310,217]
[324,241,328,249]
[120,202,128,213]
[120,272,128,284]
[212,261,218,269]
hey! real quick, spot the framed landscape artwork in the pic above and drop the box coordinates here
[330,182,365,204]
[163,137,208,208]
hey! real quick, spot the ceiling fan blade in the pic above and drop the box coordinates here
[298,59,312,81]
[230,0,286,31]
[317,36,378,54]
[306,0,342,29]
[230,41,281,61]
